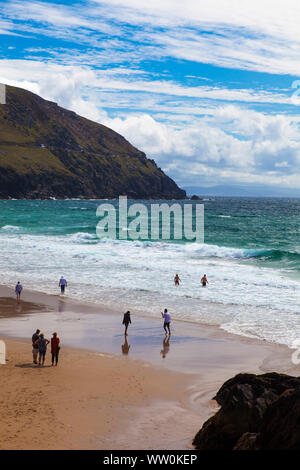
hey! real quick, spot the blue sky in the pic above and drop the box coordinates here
[1,0,300,193]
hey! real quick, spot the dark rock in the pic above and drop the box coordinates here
[233,432,258,450]
[193,372,300,450]
[254,389,300,450]
[0,85,186,200]
[190,194,202,200]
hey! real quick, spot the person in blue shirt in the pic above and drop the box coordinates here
[59,276,68,295]
[15,281,23,300]
[35,333,50,366]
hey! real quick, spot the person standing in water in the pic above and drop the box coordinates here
[122,311,131,336]
[174,274,181,286]
[15,281,23,300]
[161,308,171,335]
[201,274,208,287]
[51,332,60,366]
[59,276,67,295]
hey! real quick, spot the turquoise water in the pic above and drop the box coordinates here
[0,198,299,346]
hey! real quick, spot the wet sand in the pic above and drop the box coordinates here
[0,285,298,449]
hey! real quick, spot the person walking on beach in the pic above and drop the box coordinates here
[201,274,208,287]
[161,308,171,335]
[122,311,131,336]
[32,329,40,365]
[51,332,60,366]
[36,333,49,366]
[174,274,181,286]
[59,276,67,295]
[15,281,23,300]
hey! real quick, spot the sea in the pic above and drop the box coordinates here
[0,197,299,347]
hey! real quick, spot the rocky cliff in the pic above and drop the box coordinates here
[0,85,186,199]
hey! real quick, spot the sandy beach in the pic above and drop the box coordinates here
[0,285,299,450]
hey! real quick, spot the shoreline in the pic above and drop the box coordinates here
[0,284,298,375]
[0,285,299,449]
[0,282,293,351]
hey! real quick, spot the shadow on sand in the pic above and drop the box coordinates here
[15,363,52,369]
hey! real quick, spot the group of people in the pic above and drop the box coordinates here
[17,273,208,365]
[17,273,209,300]
[174,273,208,287]
[122,308,172,336]
[15,276,68,300]
[121,273,209,339]
[32,329,60,366]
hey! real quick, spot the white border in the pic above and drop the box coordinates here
[0,84,6,104]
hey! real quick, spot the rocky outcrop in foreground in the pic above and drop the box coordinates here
[193,372,300,450]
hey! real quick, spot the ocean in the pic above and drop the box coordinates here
[0,197,299,347]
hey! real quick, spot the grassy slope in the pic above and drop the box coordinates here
[0,85,185,199]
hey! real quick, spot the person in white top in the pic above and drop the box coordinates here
[161,308,171,335]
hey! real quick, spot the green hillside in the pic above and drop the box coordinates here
[0,85,186,199]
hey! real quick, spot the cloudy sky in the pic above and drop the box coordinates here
[1,0,300,194]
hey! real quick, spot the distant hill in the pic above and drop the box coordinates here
[184,184,300,198]
[0,85,186,199]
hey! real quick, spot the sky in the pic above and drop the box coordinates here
[1,0,300,194]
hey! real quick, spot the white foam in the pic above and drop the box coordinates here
[0,232,299,346]
[1,225,20,232]
[69,232,97,242]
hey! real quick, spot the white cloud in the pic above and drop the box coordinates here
[0,59,294,116]
[3,1,300,190]
[103,106,300,187]
[0,18,23,36]
[91,0,300,75]
[3,0,300,75]
[0,60,108,121]
[6,0,118,35]
[2,58,300,187]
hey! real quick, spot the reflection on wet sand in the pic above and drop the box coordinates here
[122,336,130,355]
[58,299,65,313]
[160,336,170,359]
[0,297,49,318]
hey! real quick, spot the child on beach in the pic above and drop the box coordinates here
[15,281,23,300]
[161,308,171,335]
[174,274,181,286]
[201,274,208,287]
[122,311,131,336]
